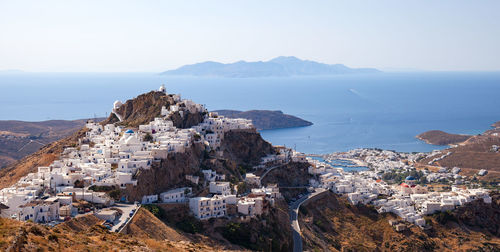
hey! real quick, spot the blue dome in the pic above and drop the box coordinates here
[125,129,134,134]
[405,176,416,181]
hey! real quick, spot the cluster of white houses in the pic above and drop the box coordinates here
[308,151,492,228]
[0,87,258,223]
[188,184,282,220]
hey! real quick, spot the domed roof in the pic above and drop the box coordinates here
[125,129,134,134]
[405,176,416,181]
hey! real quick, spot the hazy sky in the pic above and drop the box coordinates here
[1,0,499,72]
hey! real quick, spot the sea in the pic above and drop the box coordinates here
[1,71,500,155]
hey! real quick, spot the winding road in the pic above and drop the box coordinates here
[289,188,327,252]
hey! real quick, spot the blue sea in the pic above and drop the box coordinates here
[1,72,500,154]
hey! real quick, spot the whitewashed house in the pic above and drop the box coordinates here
[160,187,192,203]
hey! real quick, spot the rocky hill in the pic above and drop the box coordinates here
[0,92,291,251]
[214,110,313,130]
[298,191,500,251]
[416,130,471,146]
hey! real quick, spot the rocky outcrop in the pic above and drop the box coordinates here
[103,91,174,127]
[452,192,500,236]
[168,110,205,129]
[126,130,275,200]
[220,130,274,166]
[261,161,312,187]
[125,143,204,201]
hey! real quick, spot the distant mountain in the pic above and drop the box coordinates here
[213,109,313,130]
[161,56,380,77]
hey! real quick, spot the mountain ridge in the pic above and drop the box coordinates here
[162,56,380,77]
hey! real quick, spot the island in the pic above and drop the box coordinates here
[161,56,380,78]
[213,110,313,130]
[416,130,471,146]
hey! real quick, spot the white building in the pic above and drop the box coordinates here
[160,187,192,203]
[209,182,231,195]
[18,199,60,223]
[245,173,261,186]
[189,195,227,220]
[141,194,158,204]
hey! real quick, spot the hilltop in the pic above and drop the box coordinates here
[161,56,380,77]
[214,110,313,130]
[0,89,294,250]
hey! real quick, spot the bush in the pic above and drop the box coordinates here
[89,185,114,192]
[143,133,153,142]
[108,189,121,200]
[29,226,44,236]
[237,182,249,195]
[47,234,58,242]
[435,210,456,224]
[221,223,254,249]
[143,204,166,219]
[175,216,203,234]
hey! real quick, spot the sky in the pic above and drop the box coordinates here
[0,0,499,72]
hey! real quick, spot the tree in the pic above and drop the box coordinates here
[143,133,153,142]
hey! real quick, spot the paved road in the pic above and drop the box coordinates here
[110,203,139,232]
[289,188,327,252]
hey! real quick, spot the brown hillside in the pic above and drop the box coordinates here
[416,130,471,146]
[417,123,500,182]
[123,207,188,242]
[0,213,235,251]
[298,191,500,252]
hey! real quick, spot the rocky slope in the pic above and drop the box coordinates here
[0,210,236,251]
[298,191,500,251]
[214,110,313,130]
[416,130,471,146]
